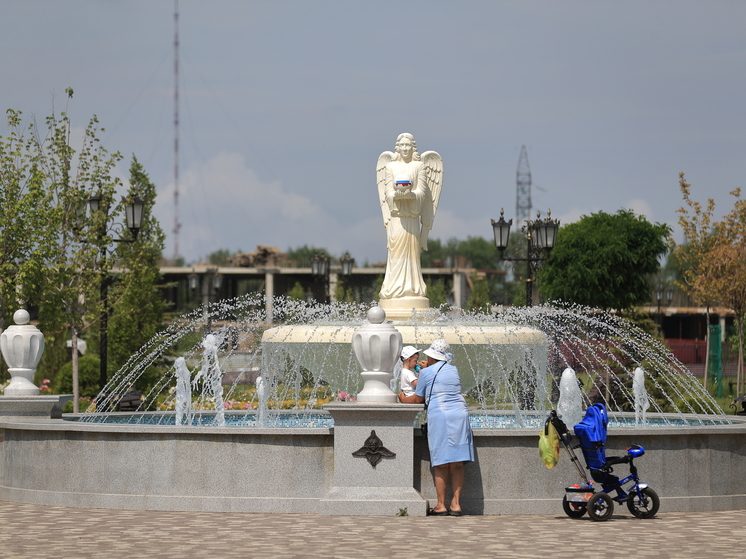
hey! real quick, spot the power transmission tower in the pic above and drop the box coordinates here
[515,145,532,229]
[172,0,182,260]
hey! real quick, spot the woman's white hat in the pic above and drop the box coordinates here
[400,345,420,360]
[423,338,451,362]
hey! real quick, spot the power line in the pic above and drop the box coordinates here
[172,0,182,260]
[515,145,532,229]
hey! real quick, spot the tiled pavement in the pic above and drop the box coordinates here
[0,499,743,558]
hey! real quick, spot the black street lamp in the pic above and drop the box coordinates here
[491,208,559,306]
[655,284,674,331]
[87,193,145,392]
[311,253,330,302]
[340,251,355,276]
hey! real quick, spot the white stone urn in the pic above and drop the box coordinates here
[0,309,44,396]
[352,306,402,403]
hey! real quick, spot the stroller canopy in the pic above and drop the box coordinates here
[573,403,609,470]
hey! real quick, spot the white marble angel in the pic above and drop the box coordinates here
[376,132,443,303]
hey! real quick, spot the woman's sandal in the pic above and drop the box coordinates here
[448,509,463,516]
[427,508,448,516]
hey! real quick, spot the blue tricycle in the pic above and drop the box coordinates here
[545,406,660,521]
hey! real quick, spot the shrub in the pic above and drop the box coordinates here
[53,354,101,398]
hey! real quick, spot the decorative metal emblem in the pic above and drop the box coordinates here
[352,430,396,468]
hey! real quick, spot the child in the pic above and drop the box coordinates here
[399,345,421,397]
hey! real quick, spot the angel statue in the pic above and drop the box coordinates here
[376,132,442,318]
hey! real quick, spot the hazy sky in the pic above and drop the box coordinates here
[2,1,745,264]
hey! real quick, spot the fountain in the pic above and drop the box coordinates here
[557,367,583,430]
[1,133,746,516]
[174,357,192,426]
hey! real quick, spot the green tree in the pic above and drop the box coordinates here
[287,281,306,301]
[537,210,670,309]
[456,236,497,269]
[698,188,746,394]
[0,104,99,389]
[0,100,165,402]
[207,248,233,266]
[0,109,52,329]
[466,274,491,312]
[676,172,722,387]
[426,279,448,308]
[286,245,330,267]
[107,157,166,383]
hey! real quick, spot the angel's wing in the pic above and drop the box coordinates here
[419,151,443,235]
[376,151,395,228]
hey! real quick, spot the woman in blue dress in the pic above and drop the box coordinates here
[399,339,474,516]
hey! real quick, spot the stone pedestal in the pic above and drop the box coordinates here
[320,403,426,516]
[378,296,431,321]
[0,395,72,417]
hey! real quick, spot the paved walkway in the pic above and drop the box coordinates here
[0,499,743,558]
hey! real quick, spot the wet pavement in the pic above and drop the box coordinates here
[0,499,742,558]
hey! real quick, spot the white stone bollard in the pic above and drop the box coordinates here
[0,309,45,396]
[352,306,402,403]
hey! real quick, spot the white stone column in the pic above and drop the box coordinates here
[264,270,274,323]
[328,272,339,303]
[453,270,466,309]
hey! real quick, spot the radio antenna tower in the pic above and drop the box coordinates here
[172,0,182,260]
[515,145,532,228]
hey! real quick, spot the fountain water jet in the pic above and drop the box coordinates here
[633,366,651,425]
[557,367,583,430]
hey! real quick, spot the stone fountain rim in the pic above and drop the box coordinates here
[2,410,742,437]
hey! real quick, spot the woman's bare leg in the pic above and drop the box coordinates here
[449,462,465,512]
[432,465,449,512]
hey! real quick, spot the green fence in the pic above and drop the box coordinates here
[708,324,723,397]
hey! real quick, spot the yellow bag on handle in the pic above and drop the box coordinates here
[538,421,560,469]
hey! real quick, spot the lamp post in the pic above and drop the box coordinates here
[335,251,355,303]
[656,284,673,331]
[340,251,354,277]
[87,194,144,392]
[311,253,330,303]
[491,208,559,306]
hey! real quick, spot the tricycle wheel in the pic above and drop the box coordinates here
[587,492,614,521]
[562,496,587,519]
[627,487,660,518]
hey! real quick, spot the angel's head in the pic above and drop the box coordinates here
[394,132,421,162]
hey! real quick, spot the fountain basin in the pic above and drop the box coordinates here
[2,414,745,515]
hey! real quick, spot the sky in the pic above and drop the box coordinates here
[2,1,745,265]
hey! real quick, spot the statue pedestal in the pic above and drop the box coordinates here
[0,395,71,418]
[320,403,427,516]
[378,296,431,321]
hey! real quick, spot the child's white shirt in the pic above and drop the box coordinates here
[400,367,417,396]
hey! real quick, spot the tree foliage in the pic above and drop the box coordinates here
[107,157,166,379]
[537,210,670,309]
[0,102,165,388]
[286,245,331,267]
[675,173,720,308]
[426,279,448,308]
[207,248,233,266]
[677,175,746,393]
[466,274,491,312]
